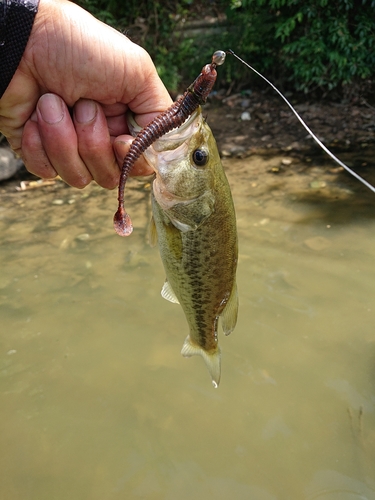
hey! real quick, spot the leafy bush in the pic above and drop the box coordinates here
[224,0,375,95]
[74,0,375,96]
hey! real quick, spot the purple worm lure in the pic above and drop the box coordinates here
[113,50,226,237]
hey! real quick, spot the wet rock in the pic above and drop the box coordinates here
[221,150,232,158]
[0,276,12,289]
[254,111,271,123]
[75,233,90,241]
[0,147,23,181]
[59,238,70,250]
[304,236,331,251]
[281,158,292,166]
[310,180,327,189]
[220,145,247,158]
[259,218,270,226]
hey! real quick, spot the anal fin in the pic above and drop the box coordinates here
[161,279,180,304]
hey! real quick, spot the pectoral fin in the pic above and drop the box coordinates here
[161,280,180,304]
[168,191,215,232]
[181,335,221,388]
[221,282,238,336]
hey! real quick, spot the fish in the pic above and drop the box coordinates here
[128,107,238,387]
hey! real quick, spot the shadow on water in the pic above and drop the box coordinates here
[290,151,375,224]
[1,149,375,500]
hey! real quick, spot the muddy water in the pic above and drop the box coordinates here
[1,152,375,500]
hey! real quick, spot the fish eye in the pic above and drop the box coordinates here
[192,149,209,167]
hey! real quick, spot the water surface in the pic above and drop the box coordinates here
[1,152,375,499]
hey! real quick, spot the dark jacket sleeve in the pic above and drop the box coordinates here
[0,0,40,98]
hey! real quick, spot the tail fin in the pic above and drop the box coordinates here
[181,335,221,388]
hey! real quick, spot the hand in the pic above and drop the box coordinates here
[0,0,172,188]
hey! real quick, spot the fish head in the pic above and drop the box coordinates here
[128,109,220,229]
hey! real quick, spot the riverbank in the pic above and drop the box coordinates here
[0,92,374,192]
[205,90,375,158]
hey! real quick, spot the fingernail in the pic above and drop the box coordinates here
[38,94,64,124]
[113,139,132,158]
[74,99,97,124]
[116,139,133,146]
[114,138,133,149]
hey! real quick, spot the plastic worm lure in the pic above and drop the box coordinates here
[113,50,226,237]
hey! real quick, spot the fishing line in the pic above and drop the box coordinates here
[227,49,375,194]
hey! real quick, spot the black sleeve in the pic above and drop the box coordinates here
[0,0,40,99]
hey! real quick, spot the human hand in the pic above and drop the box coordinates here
[0,0,172,188]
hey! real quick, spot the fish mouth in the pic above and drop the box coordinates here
[126,108,203,208]
[126,109,201,150]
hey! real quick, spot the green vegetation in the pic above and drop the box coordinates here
[225,0,375,96]
[74,0,375,97]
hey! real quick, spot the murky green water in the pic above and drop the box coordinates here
[1,153,375,500]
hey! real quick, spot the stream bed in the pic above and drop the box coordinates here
[1,151,375,499]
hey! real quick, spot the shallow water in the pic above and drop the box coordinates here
[1,152,375,500]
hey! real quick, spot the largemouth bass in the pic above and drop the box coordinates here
[128,108,238,387]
